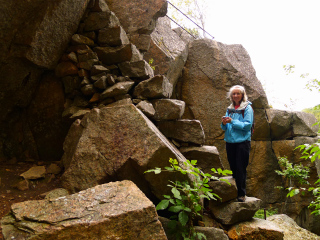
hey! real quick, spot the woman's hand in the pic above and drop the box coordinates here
[222,116,232,125]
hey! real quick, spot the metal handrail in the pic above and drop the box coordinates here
[166,1,214,39]
[165,15,196,39]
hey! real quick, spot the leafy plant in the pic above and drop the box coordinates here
[254,208,278,219]
[145,158,232,240]
[148,58,156,70]
[275,156,310,198]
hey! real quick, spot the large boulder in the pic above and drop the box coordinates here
[61,104,189,200]
[1,180,167,240]
[177,39,268,145]
[143,16,188,90]
[209,197,262,225]
[0,0,90,69]
[105,0,167,36]
[179,146,223,174]
[292,111,319,137]
[157,120,205,145]
[0,0,90,161]
[227,217,284,240]
[246,141,283,204]
[267,214,320,240]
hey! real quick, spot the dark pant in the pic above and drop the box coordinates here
[226,141,251,197]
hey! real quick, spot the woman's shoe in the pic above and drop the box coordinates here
[237,196,246,202]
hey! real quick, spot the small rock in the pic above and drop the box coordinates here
[13,180,29,191]
[43,188,69,200]
[46,164,62,175]
[20,166,46,180]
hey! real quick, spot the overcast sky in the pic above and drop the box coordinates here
[204,0,320,110]
[169,0,319,111]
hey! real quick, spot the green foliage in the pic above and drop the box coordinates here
[148,58,156,70]
[254,208,278,219]
[296,143,320,164]
[283,64,295,74]
[275,156,310,198]
[145,158,232,240]
[275,143,320,215]
[303,104,320,123]
[309,178,320,215]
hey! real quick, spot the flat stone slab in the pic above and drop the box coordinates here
[1,180,167,240]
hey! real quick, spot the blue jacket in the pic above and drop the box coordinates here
[221,101,254,143]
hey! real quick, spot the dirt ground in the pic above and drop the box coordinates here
[0,161,63,239]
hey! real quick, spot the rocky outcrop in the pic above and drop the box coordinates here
[61,104,189,200]
[1,180,167,240]
[267,214,320,240]
[209,197,262,225]
[177,39,269,144]
[143,16,189,91]
[227,218,284,240]
[105,0,167,37]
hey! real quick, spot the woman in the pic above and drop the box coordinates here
[221,85,254,202]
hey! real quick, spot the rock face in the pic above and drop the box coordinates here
[209,197,262,225]
[143,16,188,90]
[0,0,91,162]
[61,104,189,200]
[105,0,167,36]
[177,39,269,144]
[267,214,320,240]
[1,180,167,240]
[227,218,284,240]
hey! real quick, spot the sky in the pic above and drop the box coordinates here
[169,0,320,111]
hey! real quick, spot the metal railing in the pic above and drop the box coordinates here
[166,1,214,40]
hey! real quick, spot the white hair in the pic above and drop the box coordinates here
[227,85,248,103]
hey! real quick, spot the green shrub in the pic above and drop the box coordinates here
[145,158,232,240]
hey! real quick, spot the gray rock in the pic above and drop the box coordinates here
[133,75,173,99]
[90,0,109,12]
[136,100,156,118]
[144,16,188,88]
[43,188,69,200]
[100,81,135,99]
[152,99,185,120]
[91,72,107,82]
[62,76,81,94]
[1,181,167,240]
[266,109,293,140]
[293,111,319,137]
[105,0,167,35]
[130,34,151,52]
[194,226,229,240]
[179,145,223,174]
[118,60,154,80]
[20,166,46,180]
[209,197,262,225]
[81,84,96,96]
[61,104,189,199]
[83,11,119,32]
[77,48,99,62]
[177,39,268,144]
[157,119,205,145]
[251,108,271,140]
[71,34,95,46]
[93,76,108,89]
[246,141,283,204]
[91,65,110,75]
[94,44,142,65]
[46,163,62,175]
[208,176,237,203]
[98,26,129,47]
[227,217,284,240]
